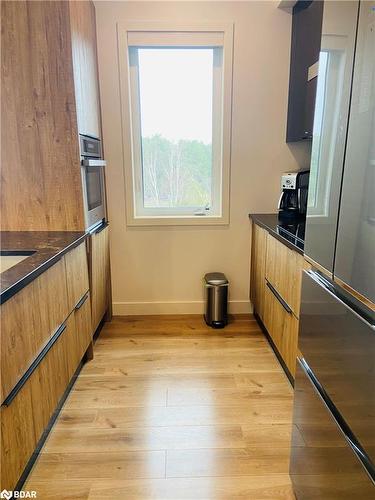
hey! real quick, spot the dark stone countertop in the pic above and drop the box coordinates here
[1,231,87,304]
[249,213,305,255]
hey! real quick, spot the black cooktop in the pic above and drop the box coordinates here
[249,213,305,254]
[277,220,305,251]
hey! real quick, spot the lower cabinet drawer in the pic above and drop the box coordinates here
[1,258,69,403]
[263,282,299,377]
[0,376,36,491]
[265,233,305,317]
[63,292,92,379]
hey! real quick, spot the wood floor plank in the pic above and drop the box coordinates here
[28,451,166,480]
[43,425,245,453]
[73,374,238,390]
[86,476,295,499]
[80,356,282,376]
[55,402,294,429]
[242,423,304,447]
[167,386,291,407]
[23,480,91,500]
[166,447,291,477]
[94,337,268,352]
[234,372,292,390]
[64,387,167,409]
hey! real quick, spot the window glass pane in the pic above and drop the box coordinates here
[308,51,328,209]
[137,48,214,209]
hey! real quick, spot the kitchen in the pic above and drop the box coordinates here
[1,0,374,499]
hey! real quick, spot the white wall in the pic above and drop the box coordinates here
[95,0,309,315]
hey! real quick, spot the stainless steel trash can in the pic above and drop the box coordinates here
[204,272,228,328]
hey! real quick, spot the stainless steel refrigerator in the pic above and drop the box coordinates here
[290,1,375,498]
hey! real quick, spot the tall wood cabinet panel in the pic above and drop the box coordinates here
[90,226,110,331]
[69,0,101,138]
[250,223,267,321]
[1,0,85,231]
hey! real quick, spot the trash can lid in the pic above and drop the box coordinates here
[204,272,228,285]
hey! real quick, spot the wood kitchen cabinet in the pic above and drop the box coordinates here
[69,0,102,138]
[250,224,268,322]
[286,0,323,142]
[0,241,93,491]
[250,221,309,379]
[263,284,300,376]
[265,233,306,317]
[64,241,90,312]
[0,259,69,402]
[0,300,92,491]
[65,292,92,378]
[90,225,110,332]
[0,377,36,492]
[1,0,103,231]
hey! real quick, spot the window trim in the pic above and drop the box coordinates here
[117,22,234,226]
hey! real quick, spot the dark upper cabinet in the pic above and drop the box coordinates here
[286,1,323,142]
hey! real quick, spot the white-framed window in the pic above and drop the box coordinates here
[118,23,233,226]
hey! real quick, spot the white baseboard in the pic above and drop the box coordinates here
[112,300,252,316]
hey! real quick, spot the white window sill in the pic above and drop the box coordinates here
[126,214,229,227]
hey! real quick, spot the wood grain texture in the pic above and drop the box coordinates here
[265,232,305,317]
[69,0,102,138]
[64,242,90,311]
[250,222,267,321]
[0,374,36,491]
[263,283,299,377]
[1,243,94,490]
[74,293,94,363]
[1,1,85,231]
[25,316,295,499]
[90,226,110,332]
[1,304,95,491]
[1,259,69,402]
[1,313,72,491]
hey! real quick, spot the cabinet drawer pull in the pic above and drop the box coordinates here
[2,322,67,407]
[266,280,293,314]
[75,293,89,310]
[92,222,108,235]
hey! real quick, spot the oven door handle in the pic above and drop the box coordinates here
[81,159,107,167]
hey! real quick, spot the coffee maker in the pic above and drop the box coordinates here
[278,170,309,220]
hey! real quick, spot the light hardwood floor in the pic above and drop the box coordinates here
[25,315,295,499]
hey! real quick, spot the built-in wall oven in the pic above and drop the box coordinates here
[80,134,107,231]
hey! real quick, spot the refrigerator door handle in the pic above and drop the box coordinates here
[306,270,375,331]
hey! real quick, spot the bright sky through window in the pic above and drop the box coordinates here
[138,48,213,144]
